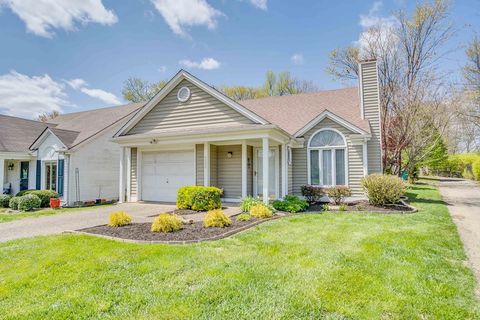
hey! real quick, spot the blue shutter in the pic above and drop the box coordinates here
[36,160,41,190]
[57,159,64,196]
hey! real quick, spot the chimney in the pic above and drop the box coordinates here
[358,60,382,174]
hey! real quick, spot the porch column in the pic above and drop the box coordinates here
[241,141,247,198]
[126,147,131,202]
[204,142,210,186]
[119,147,125,203]
[262,137,269,204]
[0,159,4,194]
[282,143,288,197]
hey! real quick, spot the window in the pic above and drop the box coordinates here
[308,129,347,186]
[45,161,57,191]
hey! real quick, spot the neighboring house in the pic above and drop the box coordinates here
[114,60,381,204]
[0,103,143,205]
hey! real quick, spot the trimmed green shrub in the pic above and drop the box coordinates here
[321,204,330,211]
[15,189,35,197]
[326,186,352,205]
[250,204,273,218]
[0,194,12,208]
[18,194,41,211]
[301,185,325,204]
[151,213,183,233]
[9,196,21,210]
[176,186,222,211]
[239,196,263,212]
[361,174,406,206]
[236,213,252,221]
[272,195,308,213]
[338,203,348,211]
[15,190,59,207]
[108,212,132,227]
[203,209,232,228]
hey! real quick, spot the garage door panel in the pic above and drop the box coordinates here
[141,150,194,202]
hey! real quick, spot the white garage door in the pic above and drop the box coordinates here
[141,150,195,202]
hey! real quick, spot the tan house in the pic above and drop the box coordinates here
[114,60,382,204]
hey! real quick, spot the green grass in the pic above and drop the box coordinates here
[0,204,113,223]
[0,183,478,319]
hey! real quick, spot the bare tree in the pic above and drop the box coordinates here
[38,110,59,122]
[122,77,167,103]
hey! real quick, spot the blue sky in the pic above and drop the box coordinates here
[0,0,478,118]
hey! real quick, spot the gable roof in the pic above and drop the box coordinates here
[0,115,50,153]
[46,102,144,148]
[116,70,269,137]
[239,87,370,136]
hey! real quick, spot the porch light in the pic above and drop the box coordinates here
[7,162,14,171]
[227,152,233,158]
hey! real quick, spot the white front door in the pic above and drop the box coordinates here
[141,150,194,202]
[253,147,278,199]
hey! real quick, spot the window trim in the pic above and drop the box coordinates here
[307,128,349,187]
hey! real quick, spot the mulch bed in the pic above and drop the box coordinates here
[77,216,275,243]
[307,200,415,214]
[148,207,230,216]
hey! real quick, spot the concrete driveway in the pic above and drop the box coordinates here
[436,178,480,296]
[0,202,176,243]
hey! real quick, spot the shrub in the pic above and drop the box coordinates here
[250,204,273,218]
[326,186,352,205]
[9,196,20,210]
[15,189,35,197]
[473,159,480,181]
[203,209,232,228]
[108,212,132,227]
[236,213,251,221]
[321,204,330,211]
[15,190,59,207]
[301,185,325,204]
[272,195,308,213]
[239,196,262,212]
[17,194,41,211]
[0,194,12,208]
[338,203,348,211]
[151,213,183,233]
[355,203,366,211]
[176,186,222,211]
[361,174,406,206]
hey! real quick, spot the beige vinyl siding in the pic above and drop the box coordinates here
[291,118,365,196]
[195,144,204,186]
[216,145,242,199]
[127,80,255,135]
[130,148,137,198]
[247,146,253,196]
[210,145,218,187]
[279,145,282,194]
[360,61,382,174]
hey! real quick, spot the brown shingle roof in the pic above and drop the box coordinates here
[239,87,370,135]
[0,115,50,152]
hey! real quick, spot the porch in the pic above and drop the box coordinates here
[0,155,35,196]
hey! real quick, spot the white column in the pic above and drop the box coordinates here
[119,147,125,203]
[262,137,269,205]
[126,147,131,202]
[204,142,210,186]
[241,141,247,198]
[0,159,4,194]
[282,144,288,197]
[136,149,142,201]
[363,139,369,176]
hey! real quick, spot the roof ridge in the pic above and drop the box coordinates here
[0,113,52,125]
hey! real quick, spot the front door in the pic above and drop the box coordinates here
[20,161,29,191]
[253,147,278,200]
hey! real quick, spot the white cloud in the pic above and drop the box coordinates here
[179,57,220,70]
[249,0,267,10]
[150,0,223,36]
[0,71,69,119]
[291,53,304,65]
[0,0,118,38]
[65,78,121,105]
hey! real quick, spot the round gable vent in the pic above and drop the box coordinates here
[177,86,191,102]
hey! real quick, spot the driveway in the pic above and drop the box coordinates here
[0,202,176,243]
[435,178,480,296]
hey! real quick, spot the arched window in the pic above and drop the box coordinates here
[308,129,347,186]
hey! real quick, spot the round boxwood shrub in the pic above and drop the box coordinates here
[236,213,252,221]
[0,194,12,208]
[250,204,273,218]
[108,212,132,227]
[151,213,183,233]
[361,174,406,206]
[203,209,232,228]
[326,186,352,205]
[18,194,41,211]
[9,196,21,210]
[176,186,222,211]
[16,190,59,208]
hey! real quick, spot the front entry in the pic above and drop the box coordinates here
[20,161,29,191]
[253,147,278,200]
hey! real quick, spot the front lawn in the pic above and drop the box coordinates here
[0,183,478,319]
[0,204,113,223]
